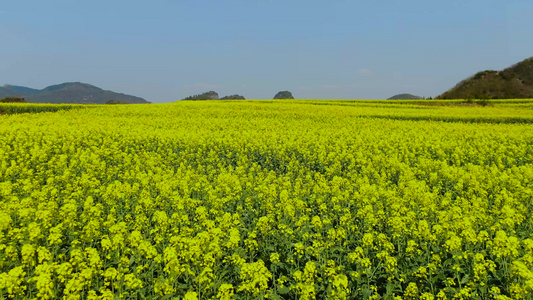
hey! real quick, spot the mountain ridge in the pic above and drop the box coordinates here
[0,86,16,98]
[1,82,149,104]
[2,85,40,96]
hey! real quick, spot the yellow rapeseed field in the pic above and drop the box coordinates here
[1,100,533,299]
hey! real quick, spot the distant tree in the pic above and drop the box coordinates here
[183,91,219,100]
[0,97,26,103]
[220,94,246,100]
[105,100,129,104]
[273,91,294,99]
[478,99,491,107]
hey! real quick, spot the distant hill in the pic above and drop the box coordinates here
[220,94,245,100]
[0,86,16,98]
[3,84,40,96]
[387,93,422,100]
[0,82,149,104]
[183,91,220,100]
[273,91,294,99]
[29,82,149,104]
[105,100,129,105]
[438,57,533,99]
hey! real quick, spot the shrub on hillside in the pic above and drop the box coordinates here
[0,97,26,103]
[183,91,220,100]
[105,100,129,104]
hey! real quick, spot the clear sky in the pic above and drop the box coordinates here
[1,0,532,102]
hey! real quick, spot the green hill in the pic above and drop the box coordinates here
[438,57,533,99]
[3,85,40,96]
[0,86,16,98]
[29,82,149,104]
[387,93,422,100]
[273,91,294,99]
[0,82,149,104]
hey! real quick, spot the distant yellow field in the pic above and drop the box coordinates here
[1,100,533,299]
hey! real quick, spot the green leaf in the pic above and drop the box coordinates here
[460,274,470,285]
[431,273,445,282]
[362,288,373,298]
[443,258,453,268]
[277,286,290,295]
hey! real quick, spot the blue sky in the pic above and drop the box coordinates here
[1,0,532,102]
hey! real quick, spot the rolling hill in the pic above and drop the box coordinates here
[0,86,16,98]
[2,85,40,96]
[438,57,533,99]
[387,93,422,100]
[1,82,149,104]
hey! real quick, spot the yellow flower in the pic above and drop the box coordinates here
[444,235,462,252]
[270,252,280,264]
[237,260,272,296]
[21,243,36,266]
[216,284,235,300]
[124,273,143,289]
[0,266,26,297]
[294,242,305,257]
[183,291,198,300]
[30,262,55,299]
[404,282,418,299]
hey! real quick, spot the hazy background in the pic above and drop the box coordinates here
[1,0,532,102]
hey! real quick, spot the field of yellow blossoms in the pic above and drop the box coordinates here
[1,99,533,299]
